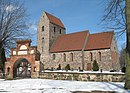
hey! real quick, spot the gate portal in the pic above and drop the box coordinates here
[13,58,31,78]
[5,39,40,79]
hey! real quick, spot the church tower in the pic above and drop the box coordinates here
[37,12,66,69]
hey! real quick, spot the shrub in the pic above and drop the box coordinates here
[92,60,99,71]
[121,67,126,73]
[65,64,70,71]
[57,64,61,70]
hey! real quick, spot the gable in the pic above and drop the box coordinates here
[45,12,65,28]
[20,45,27,50]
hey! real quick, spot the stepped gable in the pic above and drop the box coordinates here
[85,31,114,50]
[45,12,65,28]
[50,31,89,53]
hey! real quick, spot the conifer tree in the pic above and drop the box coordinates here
[65,64,70,71]
[92,60,99,71]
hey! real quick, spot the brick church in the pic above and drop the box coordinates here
[5,12,119,79]
[37,12,119,71]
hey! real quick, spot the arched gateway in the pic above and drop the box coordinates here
[5,40,40,79]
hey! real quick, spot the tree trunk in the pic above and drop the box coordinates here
[125,0,130,89]
[0,47,6,76]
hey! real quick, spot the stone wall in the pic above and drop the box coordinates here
[110,35,120,70]
[39,72,125,82]
[49,48,115,71]
[49,23,65,48]
[49,51,82,70]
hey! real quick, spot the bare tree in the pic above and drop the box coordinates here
[125,0,130,89]
[0,0,29,74]
[119,47,126,68]
[102,0,126,36]
[102,0,130,89]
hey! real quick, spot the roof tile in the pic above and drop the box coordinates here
[45,12,65,28]
[85,31,114,50]
[50,31,89,52]
[50,31,114,52]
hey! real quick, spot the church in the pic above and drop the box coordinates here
[4,12,119,79]
[37,12,119,71]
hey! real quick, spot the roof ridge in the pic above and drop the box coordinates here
[44,11,65,28]
[60,30,89,36]
[91,31,114,35]
[44,11,60,20]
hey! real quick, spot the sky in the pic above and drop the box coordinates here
[22,0,125,51]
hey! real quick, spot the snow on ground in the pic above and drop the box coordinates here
[0,79,129,93]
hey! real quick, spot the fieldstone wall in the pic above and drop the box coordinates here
[49,48,116,71]
[110,35,120,70]
[49,23,65,48]
[49,51,83,70]
[39,72,125,82]
[37,12,50,66]
[84,49,113,71]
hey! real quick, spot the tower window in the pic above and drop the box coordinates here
[64,53,66,62]
[54,27,56,33]
[60,29,62,34]
[42,26,44,31]
[53,54,56,60]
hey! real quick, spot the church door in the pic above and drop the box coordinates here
[87,63,92,70]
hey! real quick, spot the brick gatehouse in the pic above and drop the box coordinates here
[5,40,40,79]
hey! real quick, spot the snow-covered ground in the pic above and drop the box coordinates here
[0,79,129,93]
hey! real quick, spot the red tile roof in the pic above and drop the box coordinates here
[50,31,114,53]
[50,31,89,53]
[45,12,65,28]
[85,31,114,50]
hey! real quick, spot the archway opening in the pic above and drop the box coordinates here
[13,58,31,78]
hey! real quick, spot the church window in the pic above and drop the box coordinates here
[42,26,44,31]
[90,52,93,61]
[70,53,73,61]
[64,53,66,62]
[99,52,101,61]
[60,29,62,34]
[53,54,56,60]
[54,27,56,33]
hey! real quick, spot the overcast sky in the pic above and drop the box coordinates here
[22,0,125,51]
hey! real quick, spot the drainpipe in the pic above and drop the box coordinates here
[81,32,89,71]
